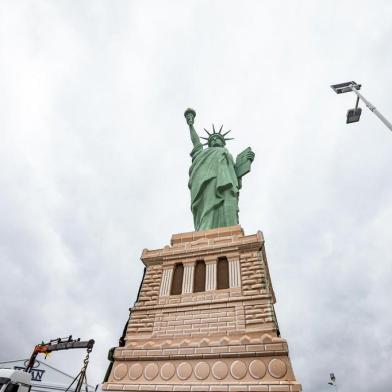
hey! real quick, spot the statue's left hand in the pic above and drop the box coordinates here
[246,149,255,162]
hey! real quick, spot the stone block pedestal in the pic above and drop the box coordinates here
[103,226,301,392]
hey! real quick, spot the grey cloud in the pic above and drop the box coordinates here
[1,1,391,391]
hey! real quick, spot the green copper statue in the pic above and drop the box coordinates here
[184,108,255,231]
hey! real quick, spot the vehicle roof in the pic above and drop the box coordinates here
[0,369,31,384]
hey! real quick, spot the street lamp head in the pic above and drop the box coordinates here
[331,80,392,132]
[331,81,361,94]
[346,107,362,123]
[331,81,363,124]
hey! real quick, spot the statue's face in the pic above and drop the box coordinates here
[209,134,225,147]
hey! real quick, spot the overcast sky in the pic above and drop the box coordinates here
[1,1,392,391]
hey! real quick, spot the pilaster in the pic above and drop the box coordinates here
[159,267,173,297]
[228,256,241,288]
[182,261,195,294]
[205,257,217,291]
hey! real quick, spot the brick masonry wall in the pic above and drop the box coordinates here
[135,264,163,306]
[240,251,268,296]
[153,304,240,337]
[127,309,154,334]
[127,264,162,334]
[244,301,274,328]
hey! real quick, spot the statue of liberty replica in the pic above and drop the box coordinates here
[184,108,255,231]
[102,108,302,392]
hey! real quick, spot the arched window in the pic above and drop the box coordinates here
[170,263,184,295]
[217,257,229,289]
[193,260,206,292]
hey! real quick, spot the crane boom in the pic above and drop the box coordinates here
[44,339,94,352]
[25,337,94,372]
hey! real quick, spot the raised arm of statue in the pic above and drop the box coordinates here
[184,108,201,147]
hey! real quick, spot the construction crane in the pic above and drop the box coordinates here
[24,336,95,392]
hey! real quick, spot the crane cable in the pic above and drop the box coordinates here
[64,347,92,392]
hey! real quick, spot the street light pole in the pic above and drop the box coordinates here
[331,81,392,133]
[349,84,392,132]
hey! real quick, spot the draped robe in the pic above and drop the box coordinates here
[188,144,240,231]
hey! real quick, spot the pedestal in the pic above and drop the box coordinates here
[103,225,301,392]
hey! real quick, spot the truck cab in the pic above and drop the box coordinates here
[0,369,31,392]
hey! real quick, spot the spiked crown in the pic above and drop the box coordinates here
[200,124,234,146]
